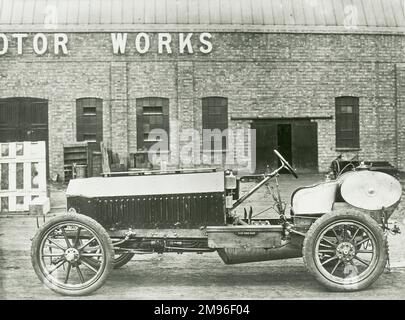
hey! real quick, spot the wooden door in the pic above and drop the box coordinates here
[76,98,103,143]
[0,98,49,176]
[252,122,278,173]
[0,98,48,143]
[20,99,48,142]
[0,99,19,142]
[292,121,318,172]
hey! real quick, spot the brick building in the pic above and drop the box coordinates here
[0,0,405,179]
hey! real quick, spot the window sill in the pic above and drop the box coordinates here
[335,148,361,152]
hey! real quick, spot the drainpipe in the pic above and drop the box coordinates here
[395,64,399,170]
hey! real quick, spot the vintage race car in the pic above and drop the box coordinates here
[31,151,402,296]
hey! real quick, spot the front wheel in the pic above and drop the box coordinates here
[303,211,387,291]
[31,213,114,296]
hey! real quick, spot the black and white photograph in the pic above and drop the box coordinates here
[1,0,405,307]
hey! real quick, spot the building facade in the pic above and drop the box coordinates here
[0,0,405,179]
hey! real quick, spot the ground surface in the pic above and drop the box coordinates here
[1,174,405,299]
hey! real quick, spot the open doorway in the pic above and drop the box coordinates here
[277,124,292,173]
[252,119,318,174]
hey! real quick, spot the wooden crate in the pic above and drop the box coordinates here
[0,141,47,212]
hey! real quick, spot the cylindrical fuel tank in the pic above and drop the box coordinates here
[217,245,302,265]
[340,171,401,214]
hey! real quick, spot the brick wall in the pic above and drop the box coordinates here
[110,61,129,166]
[0,32,402,178]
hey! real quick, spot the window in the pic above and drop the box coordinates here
[136,97,169,151]
[83,107,97,116]
[202,97,228,150]
[335,97,359,149]
[76,98,103,142]
[83,133,97,141]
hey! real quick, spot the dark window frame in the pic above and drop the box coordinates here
[335,96,360,149]
[202,97,228,151]
[136,97,170,151]
[76,97,103,143]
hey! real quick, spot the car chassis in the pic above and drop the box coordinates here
[31,150,402,295]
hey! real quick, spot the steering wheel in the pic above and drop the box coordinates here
[273,150,298,179]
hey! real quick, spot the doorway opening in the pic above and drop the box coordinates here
[252,119,318,174]
[277,124,292,173]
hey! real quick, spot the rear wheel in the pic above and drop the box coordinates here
[303,211,387,291]
[31,213,114,296]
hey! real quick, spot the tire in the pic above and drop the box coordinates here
[31,213,114,296]
[303,211,387,292]
[113,253,135,269]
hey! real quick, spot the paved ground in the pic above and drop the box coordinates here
[1,174,405,299]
